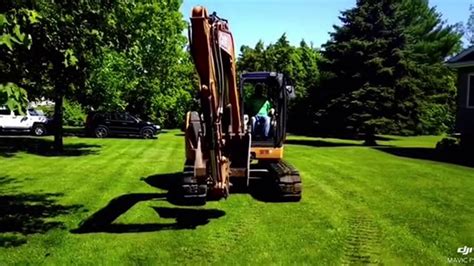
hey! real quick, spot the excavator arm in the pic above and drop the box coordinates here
[189,6,242,133]
[185,6,248,200]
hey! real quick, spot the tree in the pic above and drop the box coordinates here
[317,0,409,139]
[83,49,135,111]
[463,4,474,46]
[398,0,461,134]
[293,40,320,133]
[298,40,320,92]
[80,0,196,128]
[237,34,320,133]
[3,1,112,151]
[0,7,38,112]
[315,0,461,139]
[238,40,267,72]
[3,0,196,139]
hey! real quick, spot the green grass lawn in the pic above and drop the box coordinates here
[0,131,473,265]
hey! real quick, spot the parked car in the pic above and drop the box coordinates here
[85,111,161,139]
[0,106,51,136]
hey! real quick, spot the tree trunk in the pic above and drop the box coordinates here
[363,125,377,146]
[54,92,64,152]
[363,133,377,146]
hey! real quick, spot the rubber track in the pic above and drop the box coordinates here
[266,160,302,200]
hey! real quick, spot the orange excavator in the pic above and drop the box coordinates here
[178,6,301,205]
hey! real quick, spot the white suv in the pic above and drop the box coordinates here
[0,107,50,136]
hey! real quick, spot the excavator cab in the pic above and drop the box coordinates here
[239,72,301,201]
[240,72,295,160]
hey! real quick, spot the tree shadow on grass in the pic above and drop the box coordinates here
[72,192,225,233]
[0,193,82,234]
[290,132,398,140]
[0,176,17,187]
[375,147,474,168]
[285,137,395,148]
[63,127,86,137]
[77,134,159,140]
[285,139,362,147]
[64,127,166,139]
[0,136,100,157]
[0,178,83,247]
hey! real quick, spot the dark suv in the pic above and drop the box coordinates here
[85,111,160,138]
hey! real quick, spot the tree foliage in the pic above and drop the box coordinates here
[314,0,461,137]
[463,4,474,46]
[2,0,194,151]
[0,7,38,112]
[1,0,114,150]
[400,0,461,134]
[80,0,196,128]
[237,34,321,133]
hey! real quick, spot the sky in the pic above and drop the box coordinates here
[180,0,471,51]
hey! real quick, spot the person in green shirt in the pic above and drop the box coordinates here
[247,84,272,138]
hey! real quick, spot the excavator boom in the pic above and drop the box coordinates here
[184,6,249,201]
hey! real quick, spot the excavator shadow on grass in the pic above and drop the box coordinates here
[73,169,299,234]
[72,173,226,234]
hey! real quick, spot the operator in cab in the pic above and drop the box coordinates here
[247,84,273,138]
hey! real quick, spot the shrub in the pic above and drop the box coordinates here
[63,100,86,127]
[35,105,54,118]
[419,102,455,135]
[435,137,460,152]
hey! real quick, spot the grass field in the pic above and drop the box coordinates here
[0,131,473,265]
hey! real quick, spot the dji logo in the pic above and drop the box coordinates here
[457,246,473,256]
[447,247,473,263]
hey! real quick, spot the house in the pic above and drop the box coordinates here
[447,46,474,147]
